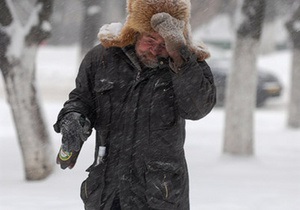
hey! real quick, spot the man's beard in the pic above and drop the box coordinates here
[136,52,159,68]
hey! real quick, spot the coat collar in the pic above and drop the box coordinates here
[122,45,170,72]
[122,45,142,73]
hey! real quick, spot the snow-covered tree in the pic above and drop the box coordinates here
[223,0,266,155]
[286,1,300,128]
[0,0,54,180]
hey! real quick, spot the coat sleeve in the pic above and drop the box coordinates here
[53,45,103,132]
[171,47,216,120]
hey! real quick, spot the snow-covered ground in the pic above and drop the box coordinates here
[0,46,299,210]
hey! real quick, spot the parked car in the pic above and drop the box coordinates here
[209,60,283,107]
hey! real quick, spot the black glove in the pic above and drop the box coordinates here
[56,112,92,169]
[60,112,91,152]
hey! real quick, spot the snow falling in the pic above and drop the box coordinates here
[0,44,299,210]
[1,0,300,209]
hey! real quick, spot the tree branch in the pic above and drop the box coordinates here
[0,0,13,76]
[0,0,13,26]
[0,30,11,77]
[25,0,53,45]
[5,0,22,26]
[286,2,300,49]
[237,0,266,40]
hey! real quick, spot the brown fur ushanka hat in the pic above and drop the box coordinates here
[98,0,210,61]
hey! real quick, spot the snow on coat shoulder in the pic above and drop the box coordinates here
[98,22,123,41]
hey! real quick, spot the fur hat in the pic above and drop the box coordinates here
[98,0,210,61]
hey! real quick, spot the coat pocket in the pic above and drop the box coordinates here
[93,79,114,132]
[80,163,106,206]
[145,161,184,209]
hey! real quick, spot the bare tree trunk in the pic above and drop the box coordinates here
[80,0,102,58]
[260,20,277,54]
[4,46,53,180]
[260,0,278,54]
[0,0,54,180]
[286,2,300,128]
[223,0,265,156]
[80,0,126,58]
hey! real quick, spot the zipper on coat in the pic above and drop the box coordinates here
[135,70,141,81]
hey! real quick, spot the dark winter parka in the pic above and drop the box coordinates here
[54,44,216,210]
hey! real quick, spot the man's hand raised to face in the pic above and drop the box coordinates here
[151,12,187,66]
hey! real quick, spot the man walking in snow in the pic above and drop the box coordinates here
[54,0,216,209]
